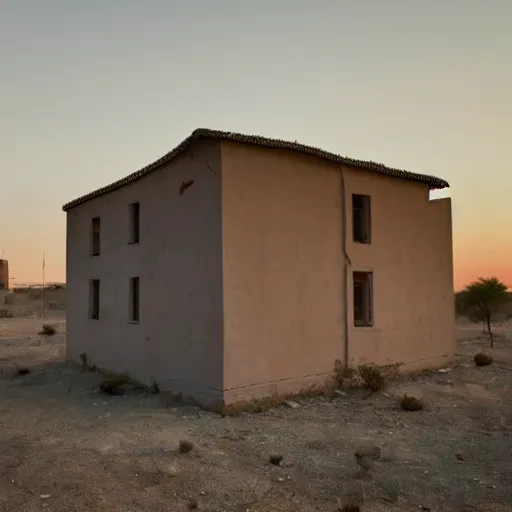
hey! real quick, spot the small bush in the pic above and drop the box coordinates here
[400,394,424,411]
[380,362,403,381]
[334,360,402,392]
[0,308,14,318]
[99,374,129,395]
[40,324,56,335]
[334,359,359,388]
[474,352,493,367]
[358,363,386,392]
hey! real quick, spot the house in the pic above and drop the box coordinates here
[0,259,9,290]
[62,129,455,407]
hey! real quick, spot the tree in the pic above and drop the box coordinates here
[456,277,509,347]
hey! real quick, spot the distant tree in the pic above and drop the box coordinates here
[456,277,509,347]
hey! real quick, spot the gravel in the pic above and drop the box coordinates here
[0,319,511,511]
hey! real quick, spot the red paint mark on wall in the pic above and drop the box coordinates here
[179,180,194,196]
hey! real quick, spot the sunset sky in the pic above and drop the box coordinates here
[0,0,510,290]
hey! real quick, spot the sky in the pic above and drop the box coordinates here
[0,0,510,290]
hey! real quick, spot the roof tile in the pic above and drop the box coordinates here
[62,128,449,211]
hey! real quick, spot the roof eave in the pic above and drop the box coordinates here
[62,129,449,211]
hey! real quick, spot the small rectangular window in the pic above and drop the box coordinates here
[129,202,140,244]
[91,217,101,255]
[353,271,373,327]
[129,277,140,323]
[352,194,371,244]
[89,279,100,319]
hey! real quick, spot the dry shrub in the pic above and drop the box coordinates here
[333,359,360,387]
[99,374,130,395]
[220,381,334,416]
[334,360,402,392]
[358,363,386,392]
[0,308,14,318]
[474,352,493,367]
[400,394,424,411]
[221,395,283,416]
[40,324,56,335]
[380,362,403,381]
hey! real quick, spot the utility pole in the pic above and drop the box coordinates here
[42,252,46,319]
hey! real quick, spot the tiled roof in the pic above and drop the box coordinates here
[62,128,449,211]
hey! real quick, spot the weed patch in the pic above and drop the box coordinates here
[334,360,402,392]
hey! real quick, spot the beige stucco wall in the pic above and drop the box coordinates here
[344,166,455,371]
[220,142,454,403]
[220,143,345,403]
[66,140,224,405]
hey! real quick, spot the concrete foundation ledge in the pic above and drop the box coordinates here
[222,372,335,406]
[156,378,224,411]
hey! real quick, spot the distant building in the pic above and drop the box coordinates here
[0,259,9,290]
[62,128,455,408]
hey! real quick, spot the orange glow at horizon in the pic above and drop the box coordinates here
[455,265,512,291]
[5,243,510,292]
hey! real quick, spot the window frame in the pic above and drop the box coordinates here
[353,271,373,327]
[89,279,100,320]
[129,277,140,323]
[352,194,371,244]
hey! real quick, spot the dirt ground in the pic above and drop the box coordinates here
[0,315,511,512]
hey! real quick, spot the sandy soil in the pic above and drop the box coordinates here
[0,316,511,512]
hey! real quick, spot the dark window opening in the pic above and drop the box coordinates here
[129,277,140,323]
[89,279,100,319]
[353,271,373,327]
[352,194,371,244]
[129,202,140,244]
[91,217,101,255]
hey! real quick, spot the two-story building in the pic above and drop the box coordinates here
[63,129,455,407]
